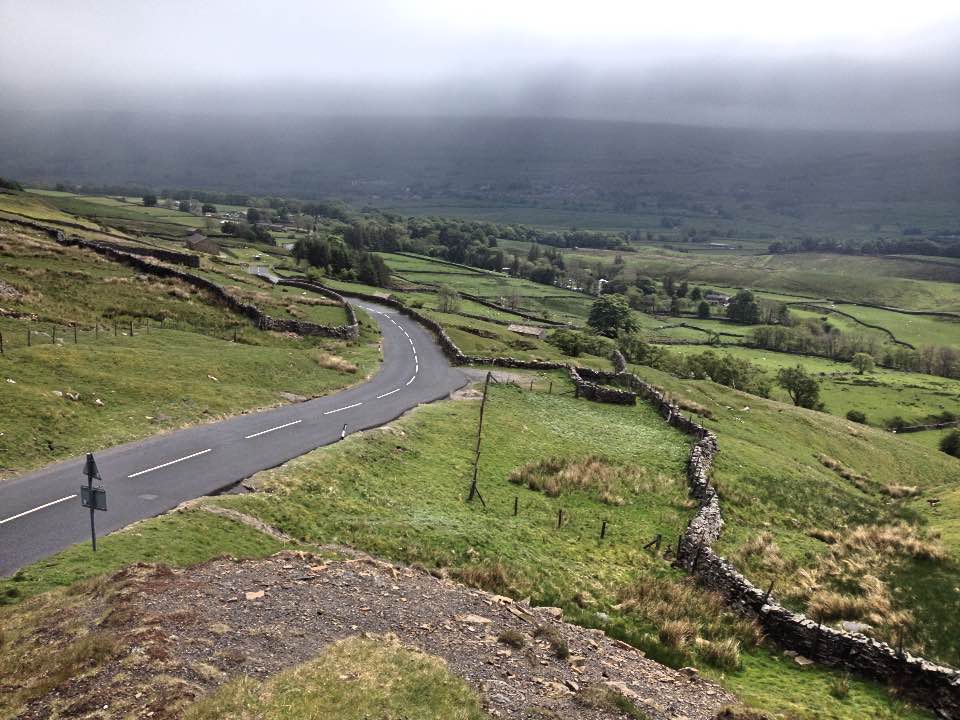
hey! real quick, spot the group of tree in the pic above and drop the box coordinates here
[748,317,882,362]
[292,236,391,287]
[769,234,960,259]
[221,221,276,245]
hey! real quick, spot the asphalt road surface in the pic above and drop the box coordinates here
[0,300,466,576]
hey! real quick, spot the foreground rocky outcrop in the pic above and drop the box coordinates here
[14,552,735,719]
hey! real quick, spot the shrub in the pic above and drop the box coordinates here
[496,629,526,648]
[533,624,569,659]
[846,409,867,424]
[886,415,908,432]
[695,637,742,672]
[576,684,651,719]
[940,429,960,458]
[658,619,697,649]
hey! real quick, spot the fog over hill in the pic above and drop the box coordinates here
[1,1,958,212]
[1,113,957,210]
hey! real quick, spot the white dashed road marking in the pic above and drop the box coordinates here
[0,494,77,526]
[324,402,362,415]
[376,388,400,399]
[244,419,302,439]
[128,448,213,478]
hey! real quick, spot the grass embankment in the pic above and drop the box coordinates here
[0,222,380,474]
[630,364,960,668]
[184,636,490,720]
[0,380,932,718]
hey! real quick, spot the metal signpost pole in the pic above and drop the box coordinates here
[80,453,107,552]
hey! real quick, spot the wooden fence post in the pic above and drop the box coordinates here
[27,328,31,347]
[600,520,608,539]
[557,509,564,529]
[513,496,518,516]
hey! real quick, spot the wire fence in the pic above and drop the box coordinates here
[0,316,255,355]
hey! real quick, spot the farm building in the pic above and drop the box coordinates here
[184,232,221,256]
[704,292,730,307]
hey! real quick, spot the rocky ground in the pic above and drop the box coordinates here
[20,550,736,719]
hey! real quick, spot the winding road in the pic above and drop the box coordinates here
[0,301,466,576]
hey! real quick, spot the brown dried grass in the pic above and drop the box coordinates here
[507,455,663,505]
[314,352,358,374]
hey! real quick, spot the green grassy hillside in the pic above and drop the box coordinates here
[0,220,379,475]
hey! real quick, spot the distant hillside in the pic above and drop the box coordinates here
[1,114,958,218]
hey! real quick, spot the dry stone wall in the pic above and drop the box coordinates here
[614,368,960,718]
[49,230,358,340]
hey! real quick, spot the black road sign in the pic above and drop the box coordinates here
[80,485,107,511]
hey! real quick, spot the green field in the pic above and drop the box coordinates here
[0,220,379,474]
[660,344,960,430]
[549,245,960,313]
[1,381,933,719]
[631,363,960,667]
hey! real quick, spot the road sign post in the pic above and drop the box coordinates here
[79,452,107,551]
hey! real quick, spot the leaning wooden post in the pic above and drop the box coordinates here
[467,371,492,506]
[600,520,608,539]
[762,580,775,605]
[51,325,56,344]
[557,508,564,529]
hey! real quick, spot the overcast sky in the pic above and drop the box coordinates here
[2,0,959,131]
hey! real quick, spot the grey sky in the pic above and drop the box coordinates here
[2,0,959,130]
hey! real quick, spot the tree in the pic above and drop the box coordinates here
[776,304,793,326]
[143,194,158,207]
[437,285,461,313]
[690,287,702,301]
[246,207,262,224]
[777,366,821,409]
[846,409,867,424]
[697,301,711,319]
[727,290,761,324]
[851,352,875,374]
[588,294,637,338]
[669,297,681,316]
[940,430,960,458]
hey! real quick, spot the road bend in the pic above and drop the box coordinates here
[0,300,466,576]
